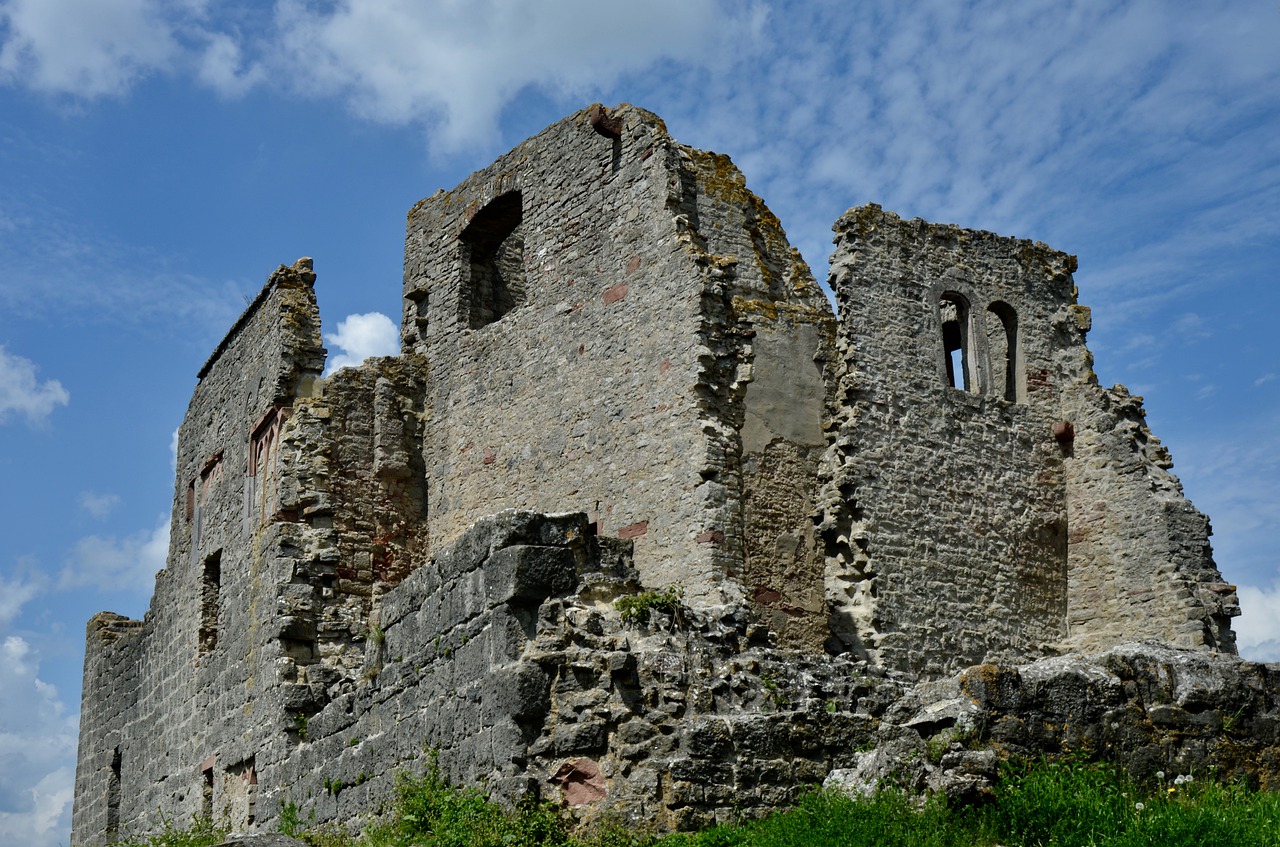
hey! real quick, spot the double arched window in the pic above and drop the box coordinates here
[937,291,1023,402]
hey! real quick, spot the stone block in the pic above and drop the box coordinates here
[480,663,550,723]
[484,546,577,606]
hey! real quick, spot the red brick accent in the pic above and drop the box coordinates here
[1027,368,1053,391]
[603,282,628,305]
[482,448,496,465]
[617,520,649,539]
[750,586,782,605]
[696,530,725,544]
[626,256,641,275]
[659,358,671,375]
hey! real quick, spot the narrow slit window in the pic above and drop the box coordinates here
[460,191,525,328]
[201,765,214,820]
[986,301,1022,402]
[939,292,975,392]
[199,551,221,654]
[106,747,121,840]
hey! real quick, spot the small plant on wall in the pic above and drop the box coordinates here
[615,585,684,626]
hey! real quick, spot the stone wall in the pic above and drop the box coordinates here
[1061,380,1239,653]
[72,261,329,844]
[72,613,144,843]
[818,205,1238,676]
[400,105,834,623]
[820,206,1077,675]
[247,510,899,835]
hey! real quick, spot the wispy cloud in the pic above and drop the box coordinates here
[0,571,43,630]
[59,519,169,594]
[324,312,399,374]
[1172,411,1280,644]
[0,186,242,336]
[78,492,121,520]
[0,345,68,425]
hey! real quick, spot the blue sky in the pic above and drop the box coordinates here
[1,1,1277,843]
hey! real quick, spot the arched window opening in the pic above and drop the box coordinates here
[460,191,525,328]
[939,292,975,392]
[986,301,1021,402]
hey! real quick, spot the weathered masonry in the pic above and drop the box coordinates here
[73,105,1245,846]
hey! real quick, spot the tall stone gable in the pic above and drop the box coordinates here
[399,104,835,642]
[819,205,1237,676]
[71,106,1239,847]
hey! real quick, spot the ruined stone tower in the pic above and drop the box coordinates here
[72,105,1242,846]
[819,206,1236,677]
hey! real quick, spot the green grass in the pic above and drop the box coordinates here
[973,759,1280,847]
[107,814,225,847]
[117,758,1280,847]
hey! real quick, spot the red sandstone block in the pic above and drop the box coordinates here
[603,282,628,304]
[617,520,649,539]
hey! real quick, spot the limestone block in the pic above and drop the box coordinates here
[483,545,577,606]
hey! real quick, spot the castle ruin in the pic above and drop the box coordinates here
[72,104,1256,845]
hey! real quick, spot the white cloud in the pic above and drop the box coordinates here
[1255,373,1277,388]
[78,491,121,520]
[0,637,76,847]
[0,0,179,97]
[196,30,264,97]
[0,345,68,426]
[1235,583,1280,663]
[268,0,749,149]
[0,573,42,631]
[59,519,170,594]
[324,311,399,373]
[0,0,751,152]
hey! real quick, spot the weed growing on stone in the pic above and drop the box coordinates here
[292,712,309,739]
[106,814,224,847]
[360,763,571,847]
[615,586,684,626]
[279,800,306,837]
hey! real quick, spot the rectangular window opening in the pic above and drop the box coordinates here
[106,747,122,839]
[199,551,221,654]
[201,765,214,821]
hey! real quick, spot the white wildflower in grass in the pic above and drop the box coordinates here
[1156,771,1166,781]
[1134,802,1145,811]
